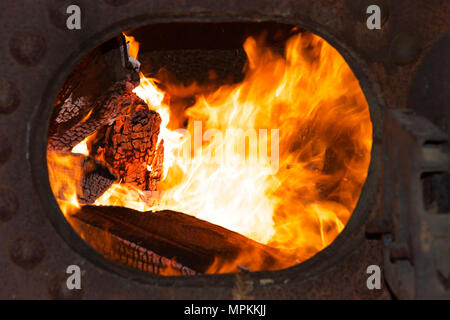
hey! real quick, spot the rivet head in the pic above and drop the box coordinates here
[9,29,46,66]
[390,32,422,66]
[48,273,84,300]
[103,0,132,6]
[0,186,18,222]
[9,236,46,270]
[0,78,20,114]
[0,135,12,165]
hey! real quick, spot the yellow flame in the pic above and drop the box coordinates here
[71,137,89,156]
[132,75,185,178]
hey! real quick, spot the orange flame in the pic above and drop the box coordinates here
[122,33,140,60]
[47,151,82,216]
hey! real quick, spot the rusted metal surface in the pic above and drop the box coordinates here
[0,0,448,299]
[408,32,450,138]
[382,109,449,299]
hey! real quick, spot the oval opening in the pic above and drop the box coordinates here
[46,22,373,276]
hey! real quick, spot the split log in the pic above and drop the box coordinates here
[103,104,163,191]
[48,49,112,138]
[48,81,140,151]
[70,205,293,274]
[48,35,138,143]
[79,161,117,205]
[47,151,117,205]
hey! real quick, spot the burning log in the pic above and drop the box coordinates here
[48,35,139,150]
[70,205,291,274]
[70,215,197,276]
[79,162,117,205]
[48,81,139,151]
[47,151,117,205]
[103,104,163,191]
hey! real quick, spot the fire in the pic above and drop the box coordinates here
[130,32,372,262]
[48,31,372,273]
[132,76,184,178]
[71,136,89,155]
[94,182,152,212]
[47,151,82,216]
[122,33,139,60]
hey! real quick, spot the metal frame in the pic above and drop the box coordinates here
[0,0,448,299]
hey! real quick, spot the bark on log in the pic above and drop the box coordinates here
[79,164,117,205]
[70,216,198,276]
[47,151,117,205]
[48,49,112,138]
[70,205,292,274]
[103,104,163,191]
[48,81,139,151]
[48,35,138,142]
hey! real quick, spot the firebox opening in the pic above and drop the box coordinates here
[46,22,373,277]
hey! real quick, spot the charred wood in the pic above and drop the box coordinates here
[70,217,197,276]
[71,205,291,274]
[103,104,163,191]
[48,49,112,138]
[48,81,139,151]
[47,151,117,205]
[48,36,139,141]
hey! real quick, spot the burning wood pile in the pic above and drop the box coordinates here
[47,29,373,276]
[46,36,291,275]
